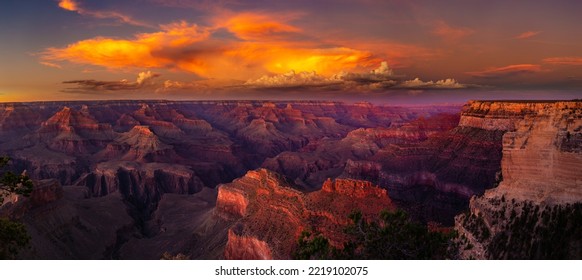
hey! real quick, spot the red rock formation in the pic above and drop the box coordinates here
[216,186,248,218]
[32,106,117,154]
[224,226,273,260]
[321,178,387,199]
[216,169,395,259]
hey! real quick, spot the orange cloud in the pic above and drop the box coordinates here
[43,21,210,70]
[515,31,541,39]
[228,44,373,76]
[467,64,542,78]
[57,0,151,27]
[44,38,164,69]
[40,61,63,69]
[138,21,211,46]
[58,0,79,11]
[42,17,375,80]
[432,20,474,42]
[222,13,302,41]
[323,37,440,70]
[543,57,582,66]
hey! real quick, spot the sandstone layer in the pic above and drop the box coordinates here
[454,101,582,259]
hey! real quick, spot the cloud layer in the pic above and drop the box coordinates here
[244,61,467,91]
[543,57,582,66]
[432,20,474,42]
[43,10,377,81]
[467,64,542,78]
[398,78,465,89]
[63,71,160,92]
[515,31,541,39]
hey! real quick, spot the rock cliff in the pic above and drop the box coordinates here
[76,161,205,220]
[216,169,395,259]
[454,101,582,259]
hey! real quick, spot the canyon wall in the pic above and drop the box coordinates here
[2,99,579,259]
[454,101,582,259]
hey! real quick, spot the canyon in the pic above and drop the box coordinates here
[0,99,580,259]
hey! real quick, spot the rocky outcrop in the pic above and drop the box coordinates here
[216,185,249,218]
[31,106,117,154]
[321,178,387,199]
[0,104,42,134]
[97,125,179,162]
[77,161,204,200]
[224,226,273,260]
[455,101,582,259]
[216,169,395,259]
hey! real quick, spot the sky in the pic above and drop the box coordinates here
[1,0,581,103]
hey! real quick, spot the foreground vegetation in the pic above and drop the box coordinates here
[294,209,458,260]
[0,156,33,259]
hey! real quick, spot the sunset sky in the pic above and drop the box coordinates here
[1,0,581,103]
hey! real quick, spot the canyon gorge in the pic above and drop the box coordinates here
[0,99,580,259]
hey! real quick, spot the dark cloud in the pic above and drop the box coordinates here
[62,71,160,92]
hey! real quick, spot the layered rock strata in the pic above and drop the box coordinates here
[455,101,582,259]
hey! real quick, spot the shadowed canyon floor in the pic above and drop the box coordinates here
[1,100,580,259]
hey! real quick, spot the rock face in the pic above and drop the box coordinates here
[454,101,582,259]
[76,161,205,226]
[217,169,395,259]
[321,177,387,199]
[34,106,117,154]
[224,226,274,260]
